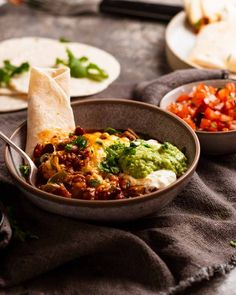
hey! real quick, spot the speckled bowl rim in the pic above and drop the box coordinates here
[160,79,236,136]
[5,98,200,208]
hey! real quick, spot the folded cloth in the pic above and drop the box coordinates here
[0,70,236,295]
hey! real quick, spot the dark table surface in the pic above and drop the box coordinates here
[0,3,236,294]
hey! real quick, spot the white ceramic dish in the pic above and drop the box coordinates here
[165,11,200,71]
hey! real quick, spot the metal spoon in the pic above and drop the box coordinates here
[0,131,37,186]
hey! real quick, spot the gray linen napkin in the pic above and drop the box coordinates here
[0,70,236,295]
[134,68,229,104]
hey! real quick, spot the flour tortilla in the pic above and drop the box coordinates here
[0,87,27,112]
[0,94,27,112]
[184,0,236,27]
[26,67,75,157]
[0,37,120,97]
[188,20,236,72]
[184,0,202,26]
[201,0,225,22]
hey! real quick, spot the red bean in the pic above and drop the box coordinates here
[74,126,85,136]
[33,144,44,158]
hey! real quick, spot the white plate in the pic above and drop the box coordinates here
[0,95,27,113]
[165,11,200,71]
[0,37,120,113]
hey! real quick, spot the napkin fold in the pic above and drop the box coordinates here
[0,69,236,295]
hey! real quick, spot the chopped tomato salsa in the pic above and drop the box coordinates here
[167,82,236,132]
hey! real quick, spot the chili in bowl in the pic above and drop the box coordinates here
[29,126,188,201]
[5,99,200,222]
[160,80,236,155]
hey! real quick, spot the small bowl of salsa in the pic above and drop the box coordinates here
[160,80,236,155]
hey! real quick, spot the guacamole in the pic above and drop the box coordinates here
[113,140,187,179]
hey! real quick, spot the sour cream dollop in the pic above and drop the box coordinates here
[122,169,177,192]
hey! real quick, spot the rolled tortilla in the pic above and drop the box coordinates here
[26,67,75,157]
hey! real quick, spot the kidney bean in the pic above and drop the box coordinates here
[42,143,54,154]
[74,126,85,135]
[33,144,44,158]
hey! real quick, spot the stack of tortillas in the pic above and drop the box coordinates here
[184,0,236,73]
[0,37,120,112]
[184,0,236,27]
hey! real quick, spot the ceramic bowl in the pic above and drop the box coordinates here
[5,99,200,222]
[160,80,236,155]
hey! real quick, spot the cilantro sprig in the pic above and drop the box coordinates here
[99,142,126,175]
[0,60,29,87]
[56,48,109,82]
[19,164,30,178]
[65,135,87,152]
[88,179,101,187]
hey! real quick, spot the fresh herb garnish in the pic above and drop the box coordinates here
[104,127,120,135]
[56,48,109,82]
[230,240,236,247]
[99,142,126,174]
[99,140,144,174]
[65,143,73,151]
[72,135,87,149]
[19,164,30,177]
[0,60,29,87]
[59,37,71,43]
[88,179,101,187]
[123,142,138,155]
[65,136,87,152]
